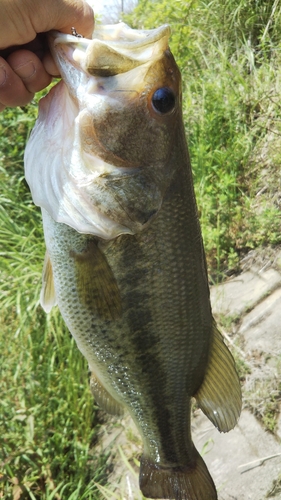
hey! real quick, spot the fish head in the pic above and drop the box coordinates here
[24,24,183,238]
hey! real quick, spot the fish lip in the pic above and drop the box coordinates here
[48,23,171,48]
[48,24,171,76]
[93,23,171,48]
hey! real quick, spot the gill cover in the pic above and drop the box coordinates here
[24,24,181,238]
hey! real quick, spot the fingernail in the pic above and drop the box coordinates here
[14,61,36,80]
[0,66,7,86]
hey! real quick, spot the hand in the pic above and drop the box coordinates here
[0,0,94,111]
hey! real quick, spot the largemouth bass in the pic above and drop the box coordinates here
[24,23,241,500]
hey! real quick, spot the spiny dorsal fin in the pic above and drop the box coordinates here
[40,251,57,313]
[90,372,124,416]
[70,240,122,321]
[194,320,242,433]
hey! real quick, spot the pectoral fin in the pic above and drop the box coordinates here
[194,321,242,432]
[40,251,57,313]
[70,240,122,321]
[90,372,124,416]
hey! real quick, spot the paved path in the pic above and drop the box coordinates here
[207,252,281,499]
[96,248,281,499]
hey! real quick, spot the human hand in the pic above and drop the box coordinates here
[0,0,94,111]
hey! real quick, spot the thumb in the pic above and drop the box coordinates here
[37,0,94,39]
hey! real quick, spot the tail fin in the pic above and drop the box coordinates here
[139,447,217,500]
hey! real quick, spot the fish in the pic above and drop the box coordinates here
[24,23,242,500]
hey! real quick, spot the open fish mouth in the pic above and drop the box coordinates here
[49,23,171,78]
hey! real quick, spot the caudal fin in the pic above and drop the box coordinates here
[139,447,217,500]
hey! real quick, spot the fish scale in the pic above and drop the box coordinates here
[25,23,241,500]
[42,165,203,467]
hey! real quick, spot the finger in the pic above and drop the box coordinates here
[0,57,34,107]
[0,36,45,60]
[0,0,94,50]
[42,51,60,77]
[38,0,94,39]
[7,49,52,93]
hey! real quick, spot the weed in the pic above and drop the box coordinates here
[243,371,281,434]
[233,354,252,383]
[0,103,103,499]
[266,473,281,498]
[125,0,281,274]
[95,447,148,500]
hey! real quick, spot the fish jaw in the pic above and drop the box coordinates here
[48,23,171,90]
[24,23,182,239]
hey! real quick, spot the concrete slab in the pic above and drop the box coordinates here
[211,269,281,318]
[239,288,281,355]
[193,410,281,500]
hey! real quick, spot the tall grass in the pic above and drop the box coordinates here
[0,105,105,499]
[126,0,281,273]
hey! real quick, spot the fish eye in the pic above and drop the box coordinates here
[151,87,176,114]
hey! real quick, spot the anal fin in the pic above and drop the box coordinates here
[40,250,57,313]
[139,446,217,500]
[90,372,124,416]
[194,320,242,432]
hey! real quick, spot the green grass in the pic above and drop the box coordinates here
[126,0,281,274]
[0,104,106,499]
[2,1,281,497]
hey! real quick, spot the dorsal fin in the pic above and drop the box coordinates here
[194,321,242,432]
